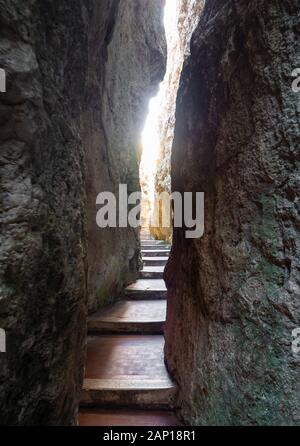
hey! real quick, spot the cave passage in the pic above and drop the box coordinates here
[80,0,179,426]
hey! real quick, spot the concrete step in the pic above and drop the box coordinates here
[81,335,176,409]
[140,266,164,279]
[88,300,166,334]
[142,249,170,257]
[78,409,180,426]
[125,279,167,300]
[143,256,168,267]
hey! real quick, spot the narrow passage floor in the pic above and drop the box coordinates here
[78,234,179,426]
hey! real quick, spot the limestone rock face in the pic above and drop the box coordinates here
[0,0,166,425]
[150,0,203,242]
[84,0,167,312]
[165,0,300,425]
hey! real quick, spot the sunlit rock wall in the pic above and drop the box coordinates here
[84,0,166,311]
[150,0,203,242]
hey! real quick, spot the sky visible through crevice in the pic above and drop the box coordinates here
[140,0,178,227]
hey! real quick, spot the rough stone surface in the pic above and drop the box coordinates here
[150,0,203,242]
[165,0,300,426]
[0,0,88,426]
[84,0,167,312]
[0,0,166,425]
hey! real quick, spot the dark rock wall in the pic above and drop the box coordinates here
[0,0,166,425]
[165,0,300,425]
[0,0,88,425]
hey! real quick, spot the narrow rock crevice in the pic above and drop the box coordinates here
[0,0,299,427]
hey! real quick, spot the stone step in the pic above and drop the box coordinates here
[142,256,168,267]
[125,279,167,300]
[142,249,170,257]
[88,300,166,334]
[141,242,169,247]
[140,240,165,246]
[78,409,180,426]
[141,241,168,246]
[81,335,176,409]
[141,244,170,251]
[140,266,164,279]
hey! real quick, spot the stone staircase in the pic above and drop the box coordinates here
[78,237,179,426]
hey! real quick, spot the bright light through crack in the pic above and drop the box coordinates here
[140,0,179,227]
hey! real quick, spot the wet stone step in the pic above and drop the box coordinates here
[140,266,164,279]
[88,300,166,334]
[125,279,167,300]
[81,335,176,409]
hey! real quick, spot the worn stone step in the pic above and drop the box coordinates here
[88,300,166,334]
[140,266,164,279]
[141,246,170,256]
[141,245,170,252]
[140,240,165,246]
[142,249,170,257]
[125,279,167,299]
[78,409,180,426]
[141,243,169,249]
[81,335,176,409]
[143,256,168,267]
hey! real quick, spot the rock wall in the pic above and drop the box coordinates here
[0,0,88,425]
[84,0,166,311]
[150,0,203,242]
[0,0,166,425]
[165,0,300,425]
